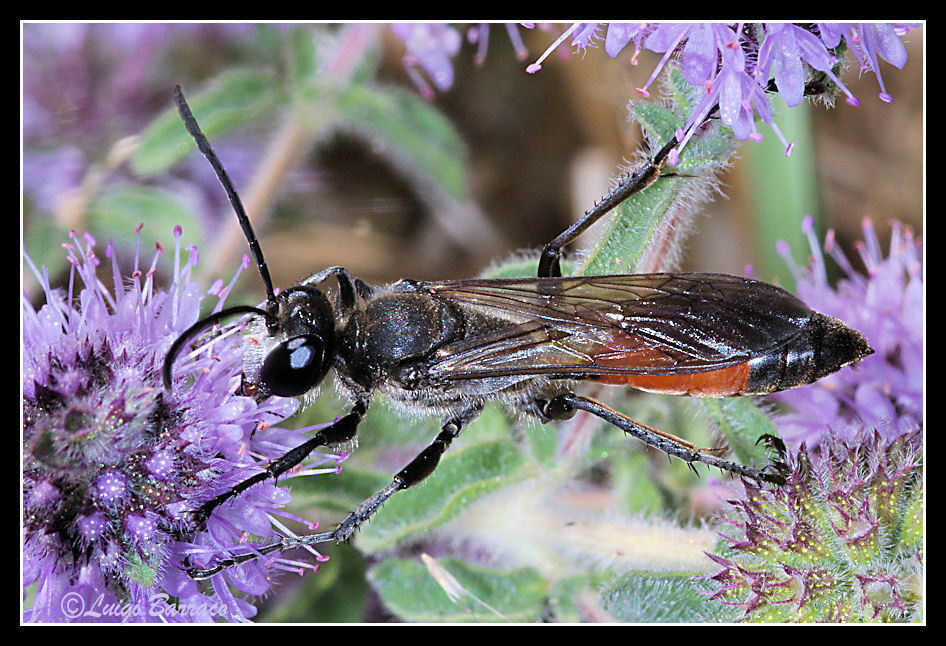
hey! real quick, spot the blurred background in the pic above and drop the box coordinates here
[23,22,923,302]
[22,22,925,623]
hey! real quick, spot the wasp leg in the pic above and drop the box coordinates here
[542,393,787,485]
[330,404,484,542]
[190,401,368,527]
[537,134,678,278]
[186,405,482,580]
[293,265,359,313]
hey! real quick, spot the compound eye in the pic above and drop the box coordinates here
[259,335,330,397]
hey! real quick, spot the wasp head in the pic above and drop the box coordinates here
[250,286,337,398]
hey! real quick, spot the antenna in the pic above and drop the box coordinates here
[173,85,276,302]
[163,86,279,391]
[162,305,269,390]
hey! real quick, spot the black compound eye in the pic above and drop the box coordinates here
[260,334,330,397]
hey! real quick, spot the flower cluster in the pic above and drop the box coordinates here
[392,23,919,163]
[772,217,922,450]
[23,227,344,622]
[568,23,913,158]
[705,429,923,622]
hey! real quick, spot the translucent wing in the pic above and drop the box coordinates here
[420,273,812,381]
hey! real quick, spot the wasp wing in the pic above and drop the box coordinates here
[420,273,812,380]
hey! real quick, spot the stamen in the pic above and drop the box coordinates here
[526,22,580,73]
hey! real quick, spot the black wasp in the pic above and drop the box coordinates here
[163,86,873,579]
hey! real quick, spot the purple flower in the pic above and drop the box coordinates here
[772,217,922,450]
[756,23,859,108]
[568,23,602,55]
[390,23,463,99]
[524,23,919,162]
[677,24,795,161]
[392,23,539,96]
[466,23,529,65]
[629,22,688,96]
[603,23,650,62]
[818,23,915,103]
[23,227,345,622]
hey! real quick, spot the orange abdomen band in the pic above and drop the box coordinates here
[591,361,751,397]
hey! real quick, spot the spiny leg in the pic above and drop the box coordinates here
[187,405,482,580]
[542,393,787,485]
[191,401,367,527]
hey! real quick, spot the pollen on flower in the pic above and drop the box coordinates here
[145,451,174,479]
[521,22,916,163]
[76,512,108,542]
[124,514,157,542]
[94,472,128,504]
[704,431,922,622]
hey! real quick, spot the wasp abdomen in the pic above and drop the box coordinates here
[592,312,872,397]
[594,363,752,397]
[745,312,873,395]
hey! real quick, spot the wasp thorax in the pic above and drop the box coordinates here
[362,293,465,367]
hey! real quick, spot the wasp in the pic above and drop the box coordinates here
[163,86,873,579]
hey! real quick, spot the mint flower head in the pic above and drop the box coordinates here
[524,22,919,163]
[388,22,918,166]
[705,429,923,622]
[773,217,922,450]
[23,227,345,622]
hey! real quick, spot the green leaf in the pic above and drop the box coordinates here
[600,572,740,622]
[480,258,540,279]
[132,70,285,176]
[480,258,576,279]
[355,437,535,553]
[578,175,680,276]
[613,453,665,515]
[123,551,158,589]
[699,397,779,468]
[666,63,704,116]
[546,575,594,622]
[899,489,923,552]
[332,83,469,200]
[287,26,318,88]
[86,185,203,249]
[578,94,736,276]
[523,422,558,467]
[23,215,73,284]
[288,466,390,517]
[633,100,681,143]
[674,129,737,175]
[261,543,368,623]
[369,557,547,622]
